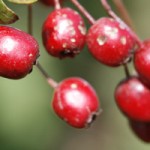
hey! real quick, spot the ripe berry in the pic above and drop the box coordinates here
[39,0,64,6]
[86,17,136,66]
[129,119,150,142]
[0,26,39,79]
[42,7,86,58]
[115,76,150,122]
[134,39,150,84]
[52,77,100,128]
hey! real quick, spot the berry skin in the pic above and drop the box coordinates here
[129,119,150,142]
[115,76,150,122]
[42,7,86,58]
[86,17,136,66]
[39,0,63,6]
[0,26,39,79]
[52,77,100,128]
[134,40,150,84]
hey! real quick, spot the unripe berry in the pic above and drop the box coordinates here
[42,8,86,58]
[86,17,136,66]
[0,26,39,79]
[52,77,100,128]
[115,76,150,122]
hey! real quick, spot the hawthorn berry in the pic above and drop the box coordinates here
[114,76,150,122]
[42,7,86,58]
[39,0,64,6]
[0,26,39,79]
[129,119,150,142]
[134,39,150,84]
[86,17,136,66]
[52,77,100,128]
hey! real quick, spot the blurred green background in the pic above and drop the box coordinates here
[0,0,150,149]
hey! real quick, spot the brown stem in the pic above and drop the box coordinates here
[36,62,58,88]
[71,0,96,24]
[28,4,32,35]
[112,0,135,30]
[54,0,61,9]
[27,4,58,89]
[123,63,130,78]
[100,0,143,48]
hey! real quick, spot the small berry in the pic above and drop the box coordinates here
[134,39,150,84]
[52,77,100,128]
[129,119,150,142]
[0,26,39,79]
[115,76,150,122]
[86,17,136,66]
[42,7,86,58]
[39,0,64,6]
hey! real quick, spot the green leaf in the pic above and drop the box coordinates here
[0,0,19,24]
[8,0,38,4]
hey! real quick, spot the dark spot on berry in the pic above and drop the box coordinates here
[59,48,80,58]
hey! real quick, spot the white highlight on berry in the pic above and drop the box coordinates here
[97,36,107,45]
[29,53,33,57]
[105,26,118,38]
[78,25,86,35]
[62,43,67,48]
[55,19,73,35]
[1,37,18,53]
[71,38,76,43]
[120,36,126,45]
[71,83,78,89]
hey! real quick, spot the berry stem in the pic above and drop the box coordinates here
[54,0,61,10]
[112,0,135,30]
[27,4,58,89]
[123,63,130,78]
[36,62,58,88]
[100,0,142,48]
[70,0,96,24]
[28,4,33,35]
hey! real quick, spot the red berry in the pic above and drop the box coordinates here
[52,77,100,128]
[0,26,39,79]
[129,119,150,142]
[42,8,86,58]
[40,0,63,6]
[115,76,150,122]
[134,39,150,84]
[86,17,136,66]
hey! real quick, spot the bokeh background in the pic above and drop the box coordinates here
[0,0,150,149]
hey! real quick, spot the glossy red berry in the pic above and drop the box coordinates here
[134,39,150,84]
[52,77,100,128]
[0,26,39,79]
[42,7,86,58]
[115,76,150,122]
[39,0,63,6]
[86,17,136,66]
[129,119,150,142]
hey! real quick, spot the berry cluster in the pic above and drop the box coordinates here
[0,0,150,142]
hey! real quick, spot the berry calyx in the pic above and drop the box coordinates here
[42,7,86,58]
[115,76,150,122]
[129,119,150,143]
[52,77,100,128]
[134,39,150,84]
[0,26,39,79]
[86,17,136,66]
